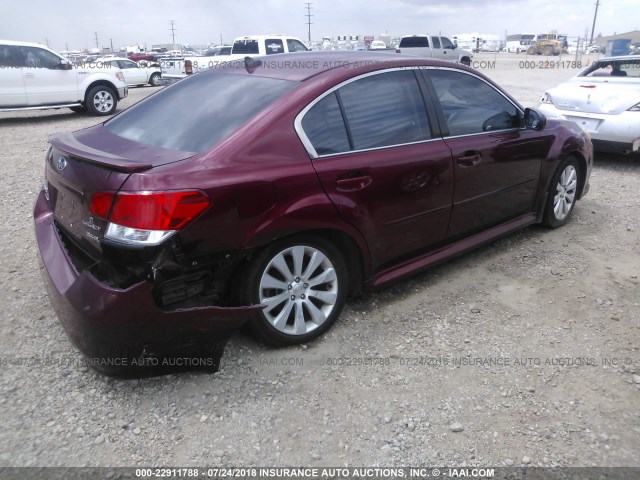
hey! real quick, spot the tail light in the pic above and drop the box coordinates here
[395,48,401,54]
[540,92,553,104]
[185,59,193,75]
[89,190,210,246]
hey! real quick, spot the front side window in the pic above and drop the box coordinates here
[18,46,61,69]
[118,60,138,69]
[432,37,441,49]
[428,70,520,136]
[287,39,309,52]
[265,39,284,54]
[441,37,455,49]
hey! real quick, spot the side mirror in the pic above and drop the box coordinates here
[524,108,547,130]
[57,60,73,70]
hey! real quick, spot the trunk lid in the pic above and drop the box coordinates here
[549,79,640,115]
[46,125,195,257]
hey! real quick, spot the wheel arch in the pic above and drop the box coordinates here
[240,227,367,298]
[83,80,119,102]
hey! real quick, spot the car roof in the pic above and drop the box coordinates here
[212,51,466,82]
[0,39,49,48]
[593,55,640,62]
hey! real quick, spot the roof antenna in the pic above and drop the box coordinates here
[244,56,262,74]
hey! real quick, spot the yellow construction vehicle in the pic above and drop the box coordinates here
[526,33,564,56]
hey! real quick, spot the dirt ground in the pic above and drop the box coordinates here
[0,52,638,469]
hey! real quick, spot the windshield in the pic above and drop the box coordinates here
[106,72,296,153]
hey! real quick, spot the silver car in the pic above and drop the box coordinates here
[538,55,640,155]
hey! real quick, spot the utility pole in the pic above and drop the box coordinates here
[305,3,313,45]
[169,20,177,49]
[589,0,600,45]
[94,32,99,49]
[110,38,113,52]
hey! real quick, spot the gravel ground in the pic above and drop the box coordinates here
[0,53,638,469]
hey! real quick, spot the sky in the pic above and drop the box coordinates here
[1,0,638,51]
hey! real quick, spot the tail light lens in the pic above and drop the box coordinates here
[395,48,401,54]
[89,190,210,246]
[185,59,193,75]
[540,92,553,104]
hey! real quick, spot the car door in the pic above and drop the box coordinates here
[0,44,27,106]
[430,36,446,60]
[16,45,78,105]
[297,69,454,268]
[117,59,147,85]
[423,68,552,239]
[440,37,457,60]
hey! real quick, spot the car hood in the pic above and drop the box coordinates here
[546,78,640,115]
[49,124,196,173]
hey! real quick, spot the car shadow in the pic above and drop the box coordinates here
[593,152,640,172]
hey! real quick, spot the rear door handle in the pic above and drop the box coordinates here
[24,72,34,78]
[336,175,372,192]
[457,153,482,167]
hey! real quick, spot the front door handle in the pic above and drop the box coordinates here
[457,152,482,167]
[336,175,372,192]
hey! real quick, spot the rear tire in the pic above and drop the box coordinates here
[542,157,581,228]
[241,236,348,347]
[86,85,118,116]
[527,46,537,55]
[543,45,554,56]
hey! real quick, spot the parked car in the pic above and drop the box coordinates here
[396,35,473,66]
[161,35,309,81]
[0,39,127,115]
[203,45,232,56]
[95,57,162,87]
[368,40,388,50]
[34,52,592,376]
[539,55,640,154]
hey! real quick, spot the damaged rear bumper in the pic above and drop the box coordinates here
[34,190,261,376]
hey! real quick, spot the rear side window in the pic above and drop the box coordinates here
[428,70,520,136]
[0,45,20,67]
[265,39,284,55]
[338,70,431,150]
[232,39,259,55]
[432,37,441,49]
[301,70,431,155]
[399,37,429,48]
[106,72,296,153]
[302,93,350,155]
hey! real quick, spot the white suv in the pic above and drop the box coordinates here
[0,40,128,116]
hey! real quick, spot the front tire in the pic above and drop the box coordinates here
[86,85,117,116]
[149,72,161,86]
[543,157,580,228]
[241,236,348,346]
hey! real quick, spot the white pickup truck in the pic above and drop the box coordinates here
[396,35,473,66]
[161,35,309,82]
[0,40,128,116]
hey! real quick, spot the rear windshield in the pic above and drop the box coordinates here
[232,39,260,55]
[106,72,296,153]
[399,37,429,48]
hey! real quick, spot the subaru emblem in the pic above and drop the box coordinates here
[56,156,68,171]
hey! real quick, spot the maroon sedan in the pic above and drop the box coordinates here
[34,52,592,375]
